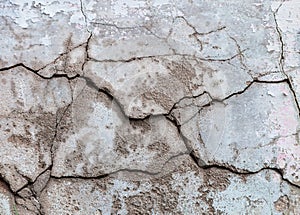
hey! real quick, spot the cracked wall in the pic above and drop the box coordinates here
[0,0,300,214]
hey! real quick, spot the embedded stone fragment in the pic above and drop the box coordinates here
[40,156,300,214]
[182,82,300,186]
[51,79,187,177]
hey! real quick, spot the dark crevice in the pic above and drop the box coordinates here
[47,157,300,190]
[73,75,299,184]
[51,151,190,180]
[0,63,80,80]
[79,0,90,33]
[38,40,90,73]
[273,2,300,118]
[47,102,72,167]
[0,51,246,124]
[189,151,201,168]
[43,80,83,194]
[286,77,300,118]
[0,175,42,214]
[79,75,165,122]
[88,51,245,64]
[273,2,285,73]
[79,76,113,100]
[165,111,194,163]
[199,164,300,189]
[23,92,78,214]
[221,78,289,101]
[78,76,131,121]
[170,78,291,127]
[1,10,300,209]
[82,32,93,72]
[166,91,210,116]
[175,16,226,36]
[51,173,109,180]
[0,175,17,195]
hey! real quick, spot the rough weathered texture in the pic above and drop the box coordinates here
[84,57,251,118]
[40,156,300,215]
[0,0,89,70]
[51,78,187,177]
[1,0,300,214]
[0,67,72,192]
[181,82,300,186]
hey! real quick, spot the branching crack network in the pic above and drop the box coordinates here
[0,8,300,212]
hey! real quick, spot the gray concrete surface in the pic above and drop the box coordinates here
[0,0,300,214]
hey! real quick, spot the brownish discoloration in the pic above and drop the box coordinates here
[114,134,130,156]
[274,195,289,212]
[203,168,231,191]
[164,58,196,88]
[142,91,174,110]
[123,169,183,214]
[129,120,151,134]
[147,141,170,155]
[1,78,7,85]
[196,168,231,214]
[112,194,122,214]
[10,79,16,97]
[8,135,32,147]
[0,109,57,191]
[4,110,56,150]
[126,192,155,215]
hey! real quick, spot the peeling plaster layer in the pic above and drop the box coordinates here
[0,0,89,70]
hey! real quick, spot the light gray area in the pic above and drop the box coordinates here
[0,0,299,214]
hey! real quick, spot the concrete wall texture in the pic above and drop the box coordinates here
[0,0,300,214]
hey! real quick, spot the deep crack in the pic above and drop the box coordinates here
[273,2,300,118]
